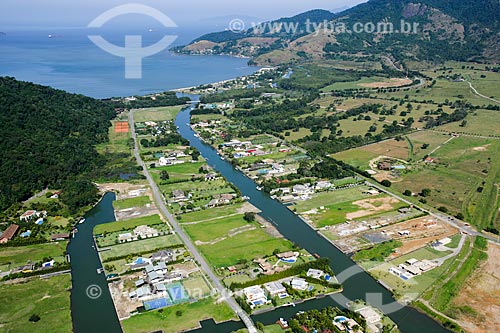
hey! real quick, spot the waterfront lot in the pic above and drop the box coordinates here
[0,274,72,333]
[113,195,151,210]
[294,186,407,228]
[94,214,164,235]
[121,297,236,333]
[100,234,182,261]
[0,242,68,271]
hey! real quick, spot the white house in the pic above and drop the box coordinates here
[290,278,308,291]
[243,286,268,307]
[263,281,288,297]
[293,184,312,195]
[306,268,325,280]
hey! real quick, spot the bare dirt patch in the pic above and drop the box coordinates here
[346,196,400,220]
[97,183,148,199]
[381,216,459,258]
[453,243,500,333]
[472,144,491,152]
[359,78,413,88]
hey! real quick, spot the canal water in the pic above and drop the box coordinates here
[67,192,122,333]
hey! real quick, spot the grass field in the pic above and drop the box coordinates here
[96,120,131,155]
[150,162,206,181]
[0,242,68,268]
[183,214,293,267]
[113,195,151,210]
[438,109,500,137]
[178,203,244,223]
[0,274,72,333]
[133,106,183,122]
[94,214,163,234]
[182,275,212,298]
[100,234,182,261]
[368,246,457,299]
[121,297,236,333]
[293,186,369,212]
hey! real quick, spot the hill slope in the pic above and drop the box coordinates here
[176,0,500,64]
[0,77,116,211]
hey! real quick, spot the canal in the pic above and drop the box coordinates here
[68,101,451,333]
[174,102,451,333]
[67,192,122,333]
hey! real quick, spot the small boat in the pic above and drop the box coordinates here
[256,186,262,191]
[79,218,86,224]
[242,196,250,200]
[220,156,225,160]
[313,253,321,259]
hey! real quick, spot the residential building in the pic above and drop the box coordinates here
[356,307,382,324]
[306,268,325,280]
[263,281,288,298]
[172,190,187,202]
[0,224,19,243]
[243,286,268,307]
[290,278,308,291]
[151,249,174,263]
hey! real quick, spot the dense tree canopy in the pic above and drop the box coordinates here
[0,77,116,211]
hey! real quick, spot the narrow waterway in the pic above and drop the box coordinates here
[175,101,451,333]
[67,192,122,333]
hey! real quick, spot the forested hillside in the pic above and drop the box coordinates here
[0,77,116,211]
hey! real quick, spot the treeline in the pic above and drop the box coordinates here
[119,92,189,108]
[0,77,116,212]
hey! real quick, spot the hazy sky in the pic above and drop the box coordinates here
[0,0,366,29]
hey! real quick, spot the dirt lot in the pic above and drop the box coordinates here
[346,196,401,220]
[453,243,500,333]
[97,182,149,200]
[381,216,458,258]
[109,273,143,319]
[360,78,413,88]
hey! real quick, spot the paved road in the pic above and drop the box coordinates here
[128,111,257,333]
[365,181,500,245]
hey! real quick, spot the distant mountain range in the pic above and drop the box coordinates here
[174,0,500,65]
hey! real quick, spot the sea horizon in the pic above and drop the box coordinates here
[0,27,259,99]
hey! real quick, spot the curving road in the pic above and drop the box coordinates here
[128,110,257,333]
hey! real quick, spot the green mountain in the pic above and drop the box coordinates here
[176,0,500,64]
[0,77,116,211]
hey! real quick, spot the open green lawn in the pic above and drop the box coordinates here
[0,242,68,268]
[96,121,131,155]
[178,203,244,223]
[100,234,182,261]
[121,297,236,333]
[0,274,72,333]
[293,187,369,212]
[113,195,151,210]
[94,214,163,234]
[182,275,212,298]
[331,149,380,170]
[438,109,500,137]
[133,106,183,122]
[150,162,206,181]
[183,214,293,267]
[198,231,293,267]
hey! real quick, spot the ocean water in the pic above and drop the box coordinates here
[0,28,257,99]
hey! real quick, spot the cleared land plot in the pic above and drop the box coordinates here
[100,234,182,261]
[133,106,183,122]
[150,162,206,181]
[121,297,236,333]
[113,195,151,210]
[296,188,405,228]
[94,214,163,235]
[96,120,131,155]
[0,242,68,269]
[178,203,246,223]
[0,274,72,333]
[183,215,293,267]
[182,275,212,298]
[323,77,410,91]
